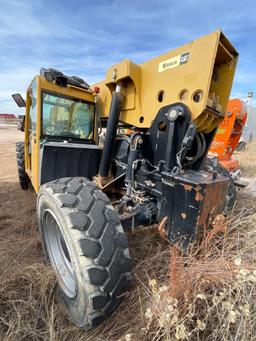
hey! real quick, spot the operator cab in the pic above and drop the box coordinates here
[12,68,101,191]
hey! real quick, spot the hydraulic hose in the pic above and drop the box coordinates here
[99,84,122,178]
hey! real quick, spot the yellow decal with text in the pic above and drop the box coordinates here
[158,52,189,72]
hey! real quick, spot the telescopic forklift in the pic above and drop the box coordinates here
[13,30,238,329]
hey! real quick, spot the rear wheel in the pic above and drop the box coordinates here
[37,177,132,329]
[236,141,246,151]
[16,141,30,190]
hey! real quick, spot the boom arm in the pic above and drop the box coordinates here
[94,30,238,134]
[94,30,239,249]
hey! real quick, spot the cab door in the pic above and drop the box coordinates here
[25,77,40,192]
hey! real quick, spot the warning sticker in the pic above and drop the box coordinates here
[158,52,189,72]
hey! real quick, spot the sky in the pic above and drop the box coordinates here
[0,0,256,115]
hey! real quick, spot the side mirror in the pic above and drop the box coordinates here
[12,93,26,107]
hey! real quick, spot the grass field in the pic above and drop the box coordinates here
[0,126,256,341]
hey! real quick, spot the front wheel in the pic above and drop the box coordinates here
[37,177,132,329]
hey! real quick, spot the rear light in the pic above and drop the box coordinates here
[93,86,100,94]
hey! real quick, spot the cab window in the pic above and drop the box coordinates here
[29,80,37,133]
[42,92,95,140]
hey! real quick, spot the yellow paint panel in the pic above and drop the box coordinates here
[94,30,238,133]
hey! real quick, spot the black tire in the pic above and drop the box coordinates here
[16,141,30,190]
[236,141,246,152]
[216,164,236,213]
[37,177,132,329]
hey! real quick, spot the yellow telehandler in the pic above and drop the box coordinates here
[13,30,238,329]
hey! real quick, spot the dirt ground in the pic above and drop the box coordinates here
[0,126,39,269]
[1,125,256,341]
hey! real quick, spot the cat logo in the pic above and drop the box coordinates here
[180,52,189,64]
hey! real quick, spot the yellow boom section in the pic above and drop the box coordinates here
[94,30,238,133]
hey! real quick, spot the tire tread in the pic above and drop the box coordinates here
[16,141,30,190]
[39,177,131,329]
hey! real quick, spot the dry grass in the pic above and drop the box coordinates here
[1,208,256,341]
[235,141,256,178]
[138,208,256,341]
[1,130,256,340]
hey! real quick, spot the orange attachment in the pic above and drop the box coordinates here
[219,158,239,172]
[209,98,247,171]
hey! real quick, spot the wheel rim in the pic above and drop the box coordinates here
[42,209,77,298]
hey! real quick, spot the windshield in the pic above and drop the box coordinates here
[42,91,95,140]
